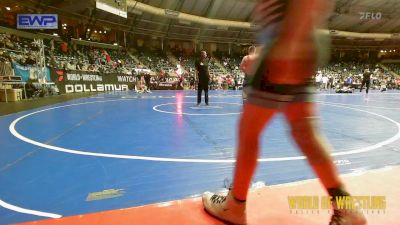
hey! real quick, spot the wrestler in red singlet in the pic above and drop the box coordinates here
[202,1,367,225]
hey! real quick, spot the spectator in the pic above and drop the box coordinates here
[316,73,323,89]
[322,75,329,90]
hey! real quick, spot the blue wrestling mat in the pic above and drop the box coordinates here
[1,90,400,224]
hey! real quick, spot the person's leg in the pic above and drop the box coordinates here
[202,103,276,225]
[197,83,202,105]
[284,102,343,189]
[147,82,151,92]
[360,80,365,92]
[204,85,209,105]
[231,103,276,200]
[284,102,366,225]
[366,80,370,94]
[242,79,248,102]
[242,88,248,103]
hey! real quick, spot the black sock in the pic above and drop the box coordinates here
[328,187,350,198]
[233,195,246,203]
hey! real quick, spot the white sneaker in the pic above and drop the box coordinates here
[202,190,247,225]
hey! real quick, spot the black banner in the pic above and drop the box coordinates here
[50,69,184,93]
[50,69,137,94]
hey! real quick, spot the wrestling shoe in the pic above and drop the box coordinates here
[329,209,367,225]
[328,187,367,225]
[202,190,247,225]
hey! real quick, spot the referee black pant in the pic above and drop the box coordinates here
[197,83,209,105]
[360,79,370,94]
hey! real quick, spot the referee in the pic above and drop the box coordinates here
[360,68,372,95]
[195,50,210,106]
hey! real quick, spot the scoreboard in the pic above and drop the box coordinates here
[96,0,127,18]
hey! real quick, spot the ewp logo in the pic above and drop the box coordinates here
[17,14,58,29]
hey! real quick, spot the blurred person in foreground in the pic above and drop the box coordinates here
[202,0,366,225]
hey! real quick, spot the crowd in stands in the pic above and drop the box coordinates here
[136,51,174,73]
[0,33,49,89]
[384,63,400,75]
[316,62,400,92]
[45,40,139,74]
[2,32,400,96]
[0,33,40,66]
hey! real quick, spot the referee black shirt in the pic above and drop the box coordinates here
[363,70,372,81]
[195,58,210,87]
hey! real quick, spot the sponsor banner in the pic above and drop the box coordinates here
[65,83,129,93]
[133,68,152,74]
[50,69,184,93]
[50,69,137,93]
[17,14,58,29]
[162,77,179,83]
[156,78,180,90]
[156,82,177,90]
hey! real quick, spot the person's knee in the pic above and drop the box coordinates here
[239,130,259,149]
[290,118,318,143]
[290,118,331,163]
[239,118,263,143]
[290,118,321,153]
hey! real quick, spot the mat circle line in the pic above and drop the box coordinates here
[8,100,400,163]
[153,102,242,116]
[3,99,400,219]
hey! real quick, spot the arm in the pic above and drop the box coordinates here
[195,61,199,83]
[196,70,199,83]
[240,56,247,73]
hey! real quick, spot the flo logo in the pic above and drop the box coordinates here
[359,12,382,20]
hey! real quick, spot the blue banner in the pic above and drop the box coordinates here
[13,63,51,82]
[13,63,30,81]
[17,14,58,29]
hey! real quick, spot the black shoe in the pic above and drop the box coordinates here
[329,209,366,225]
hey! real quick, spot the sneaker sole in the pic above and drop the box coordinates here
[202,207,247,225]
